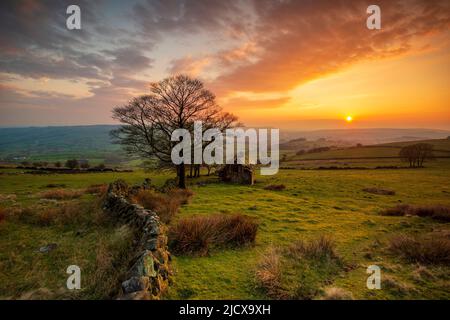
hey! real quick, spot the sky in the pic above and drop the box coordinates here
[0,0,449,130]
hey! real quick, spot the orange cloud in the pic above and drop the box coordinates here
[221,96,290,110]
[212,0,450,95]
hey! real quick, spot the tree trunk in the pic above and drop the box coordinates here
[194,164,200,178]
[178,164,186,189]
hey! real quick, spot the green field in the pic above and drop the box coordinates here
[1,156,449,299]
[282,139,450,169]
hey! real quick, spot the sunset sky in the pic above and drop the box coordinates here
[0,0,449,130]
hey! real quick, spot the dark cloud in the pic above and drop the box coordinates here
[132,0,251,37]
[0,0,103,78]
[103,47,154,74]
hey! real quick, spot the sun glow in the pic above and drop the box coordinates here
[346,116,353,123]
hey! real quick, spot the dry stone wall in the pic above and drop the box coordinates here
[103,179,171,300]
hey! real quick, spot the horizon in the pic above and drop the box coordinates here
[1,123,450,133]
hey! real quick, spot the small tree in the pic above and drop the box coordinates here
[399,143,434,167]
[65,159,79,169]
[400,145,416,167]
[80,161,90,169]
[54,161,62,168]
[96,163,106,170]
[415,143,434,167]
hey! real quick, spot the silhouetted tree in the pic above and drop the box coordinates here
[112,75,238,188]
[65,159,79,169]
[399,143,434,167]
[96,163,106,170]
[80,161,90,169]
[54,161,62,168]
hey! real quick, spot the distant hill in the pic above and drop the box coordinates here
[279,128,450,145]
[1,125,449,163]
[0,125,122,163]
[290,138,450,161]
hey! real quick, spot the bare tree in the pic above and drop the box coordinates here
[399,143,434,167]
[415,143,434,167]
[399,145,416,167]
[112,75,238,188]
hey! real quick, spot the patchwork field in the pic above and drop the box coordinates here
[1,157,449,299]
[281,139,450,169]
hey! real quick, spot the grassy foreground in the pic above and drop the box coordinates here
[0,160,449,299]
[167,163,450,299]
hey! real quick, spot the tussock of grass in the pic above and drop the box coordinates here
[132,189,193,224]
[381,204,410,216]
[322,287,354,300]
[40,189,83,200]
[0,207,6,223]
[388,234,450,264]
[169,214,258,256]
[382,275,414,295]
[45,183,67,188]
[255,236,345,300]
[362,187,395,195]
[255,246,286,299]
[85,184,108,195]
[287,236,338,261]
[264,184,286,191]
[86,225,135,299]
[381,204,450,222]
[11,200,110,227]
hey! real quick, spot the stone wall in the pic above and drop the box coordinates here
[103,179,171,300]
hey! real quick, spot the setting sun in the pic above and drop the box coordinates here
[346,116,353,123]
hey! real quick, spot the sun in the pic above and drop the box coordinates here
[346,115,353,123]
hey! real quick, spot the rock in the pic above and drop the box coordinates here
[144,238,158,251]
[118,290,152,300]
[38,243,57,253]
[129,251,157,278]
[122,276,150,294]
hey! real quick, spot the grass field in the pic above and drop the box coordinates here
[0,170,170,299]
[282,139,450,168]
[167,165,450,299]
[1,156,449,299]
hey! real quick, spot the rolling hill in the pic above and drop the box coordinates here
[280,128,450,145]
[288,139,450,161]
[0,125,122,163]
[1,125,449,164]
